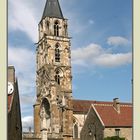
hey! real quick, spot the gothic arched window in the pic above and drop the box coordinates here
[46,21,50,33]
[55,70,60,85]
[74,123,78,138]
[55,44,60,62]
[64,24,67,36]
[54,21,59,36]
[42,98,50,118]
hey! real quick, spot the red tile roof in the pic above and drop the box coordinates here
[94,104,132,127]
[8,94,14,112]
[73,99,97,113]
[73,99,124,113]
[73,99,132,127]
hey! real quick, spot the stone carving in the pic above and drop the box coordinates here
[40,104,47,120]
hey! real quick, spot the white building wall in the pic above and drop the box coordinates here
[73,114,87,138]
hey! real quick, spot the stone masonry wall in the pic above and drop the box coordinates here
[104,127,132,140]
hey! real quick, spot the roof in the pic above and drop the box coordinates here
[73,99,124,113]
[93,103,132,127]
[73,99,97,113]
[42,0,64,19]
[73,99,132,127]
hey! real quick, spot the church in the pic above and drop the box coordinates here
[22,0,132,140]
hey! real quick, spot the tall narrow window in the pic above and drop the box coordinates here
[115,129,120,137]
[55,44,60,62]
[54,21,59,36]
[74,124,78,138]
[55,70,60,85]
[46,21,50,34]
[64,24,67,36]
[47,21,49,29]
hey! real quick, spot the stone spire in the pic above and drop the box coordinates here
[42,0,64,19]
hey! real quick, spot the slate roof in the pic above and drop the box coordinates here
[73,99,132,127]
[42,0,64,19]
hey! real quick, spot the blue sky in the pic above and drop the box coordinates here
[8,0,132,131]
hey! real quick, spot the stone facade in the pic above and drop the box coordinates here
[104,128,132,140]
[8,66,22,140]
[80,106,104,140]
[33,1,73,140]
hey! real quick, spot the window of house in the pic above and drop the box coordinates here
[55,70,60,85]
[74,123,78,139]
[115,129,120,137]
[54,21,59,36]
[55,44,60,62]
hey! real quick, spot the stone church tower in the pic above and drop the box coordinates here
[34,0,73,140]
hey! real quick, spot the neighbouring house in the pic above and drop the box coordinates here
[8,66,22,140]
[80,98,132,140]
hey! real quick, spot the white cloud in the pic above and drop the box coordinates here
[8,47,35,72]
[8,46,36,124]
[72,43,132,67]
[72,43,104,60]
[8,0,88,41]
[107,36,129,46]
[22,116,33,132]
[94,53,132,67]
[8,0,92,41]
[8,0,38,42]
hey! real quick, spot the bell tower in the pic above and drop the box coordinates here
[34,0,73,140]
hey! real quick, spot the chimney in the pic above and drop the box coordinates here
[113,98,120,113]
[8,66,15,83]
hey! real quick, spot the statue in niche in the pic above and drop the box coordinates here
[40,101,51,131]
[40,104,47,129]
